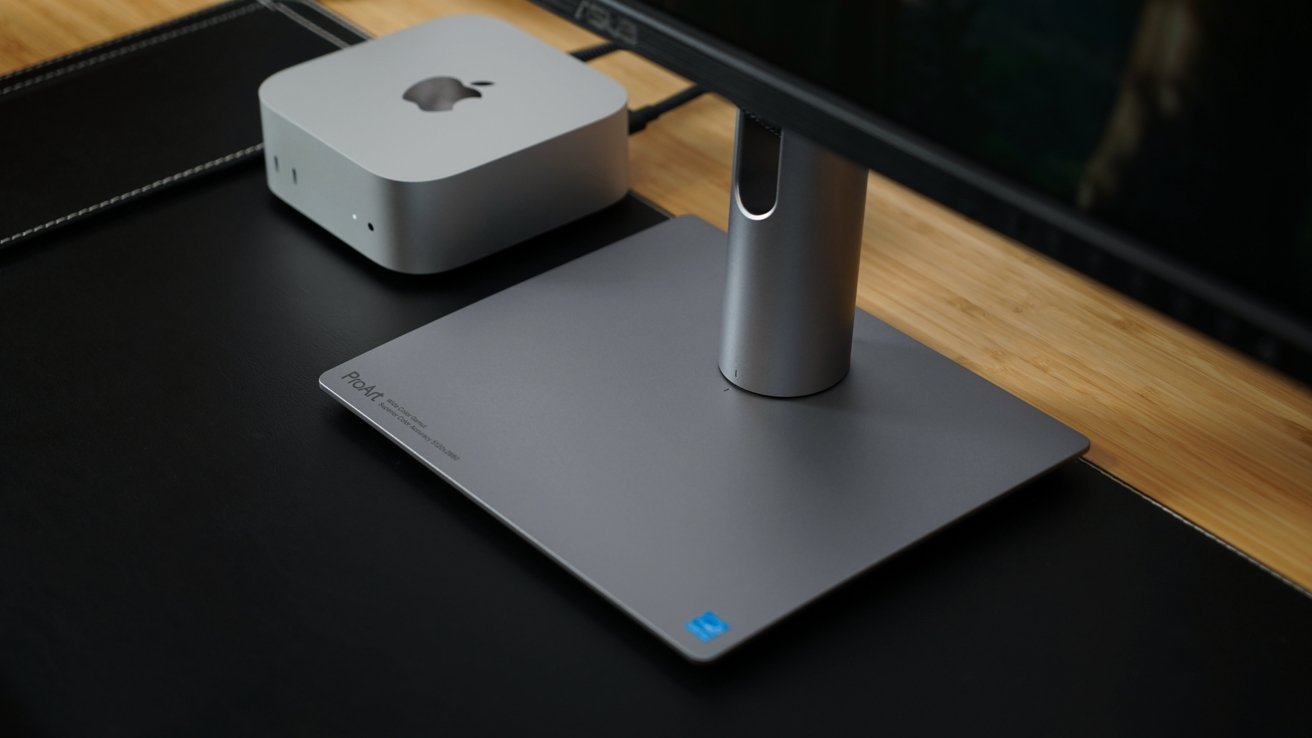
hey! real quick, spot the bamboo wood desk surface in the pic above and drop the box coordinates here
[3,0,1309,592]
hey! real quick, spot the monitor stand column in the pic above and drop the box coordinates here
[321,110,1088,662]
[721,111,868,397]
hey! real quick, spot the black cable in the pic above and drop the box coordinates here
[570,41,620,62]
[568,42,705,134]
[568,41,706,135]
[628,86,706,134]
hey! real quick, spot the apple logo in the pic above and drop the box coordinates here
[402,77,493,112]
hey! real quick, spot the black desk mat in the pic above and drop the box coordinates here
[0,0,361,249]
[1,5,1309,736]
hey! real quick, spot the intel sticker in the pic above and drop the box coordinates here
[686,611,729,642]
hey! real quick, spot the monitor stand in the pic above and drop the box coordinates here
[320,113,1089,661]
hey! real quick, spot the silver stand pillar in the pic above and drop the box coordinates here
[721,111,869,397]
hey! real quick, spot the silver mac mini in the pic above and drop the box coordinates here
[258,15,629,273]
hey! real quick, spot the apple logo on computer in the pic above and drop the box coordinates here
[403,77,493,112]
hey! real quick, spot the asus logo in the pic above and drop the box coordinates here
[574,1,639,46]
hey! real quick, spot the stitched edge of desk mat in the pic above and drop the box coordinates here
[0,0,367,250]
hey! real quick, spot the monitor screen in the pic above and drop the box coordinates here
[537,0,1312,382]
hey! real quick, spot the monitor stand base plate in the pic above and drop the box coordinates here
[321,216,1089,661]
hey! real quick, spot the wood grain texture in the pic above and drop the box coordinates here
[3,0,1308,590]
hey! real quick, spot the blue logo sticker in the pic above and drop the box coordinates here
[686,611,730,642]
